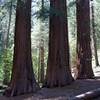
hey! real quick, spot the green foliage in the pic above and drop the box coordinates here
[32,47,48,81]
[68,0,76,38]
[0,0,15,84]
[2,48,13,84]
[34,7,49,20]
[67,0,77,67]
[69,39,76,67]
[68,0,76,9]
[92,0,100,49]
[0,0,100,85]
[0,48,13,84]
[32,48,39,80]
[0,54,3,81]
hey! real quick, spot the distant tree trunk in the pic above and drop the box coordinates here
[42,0,44,13]
[38,47,40,82]
[38,0,45,84]
[76,0,94,79]
[0,24,3,64]
[6,0,12,47]
[39,39,44,83]
[91,0,99,66]
[3,0,12,85]
[44,0,73,88]
[38,48,41,83]
[4,0,39,96]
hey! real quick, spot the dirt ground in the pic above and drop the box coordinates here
[0,65,100,100]
[0,79,100,100]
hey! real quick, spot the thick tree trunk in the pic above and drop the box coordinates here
[76,0,94,79]
[4,0,39,96]
[91,0,99,66]
[44,0,73,88]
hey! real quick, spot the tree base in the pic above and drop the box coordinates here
[43,78,74,88]
[3,83,40,97]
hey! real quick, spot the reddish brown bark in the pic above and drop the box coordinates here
[44,0,73,88]
[76,0,94,79]
[4,0,39,96]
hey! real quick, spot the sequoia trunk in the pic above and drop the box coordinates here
[76,0,94,79]
[44,0,73,87]
[4,0,39,96]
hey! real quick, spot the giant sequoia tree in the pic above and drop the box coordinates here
[44,0,73,87]
[4,0,39,96]
[76,0,94,79]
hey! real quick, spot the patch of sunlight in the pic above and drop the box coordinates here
[75,91,94,99]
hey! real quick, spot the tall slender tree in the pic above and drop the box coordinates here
[4,0,39,96]
[3,0,13,85]
[44,0,73,88]
[38,0,45,84]
[91,0,99,66]
[38,38,45,83]
[0,23,3,71]
[76,0,94,79]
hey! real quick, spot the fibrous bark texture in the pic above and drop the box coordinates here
[76,0,94,79]
[4,0,39,96]
[44,0,73,88]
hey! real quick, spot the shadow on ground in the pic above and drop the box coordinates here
[0,79,100,100]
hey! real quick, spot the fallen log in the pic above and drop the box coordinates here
[72,88,100,100]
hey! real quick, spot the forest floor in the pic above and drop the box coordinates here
[0,51,100,100]
[0,78,100,100]
[0,66,100,100]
